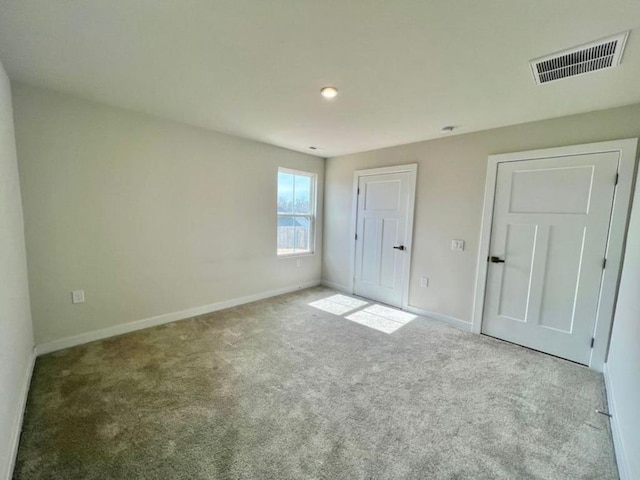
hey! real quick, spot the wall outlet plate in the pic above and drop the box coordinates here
[71,290,85,304]
[420,276,429,288]
[451,239,465,251]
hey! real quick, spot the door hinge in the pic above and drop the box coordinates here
[602,258,607,269]
[590,337,595,349]
[615,173,619,185]
[355,233,358,241]
[357,187,360,195]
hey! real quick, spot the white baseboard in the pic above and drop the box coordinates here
[5,348,36,480]
[35,280,321,356]
[320,280,351,293]
[405,305,473,332]
[603,363,629,480]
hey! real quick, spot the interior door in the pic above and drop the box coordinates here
[482,152,618,364]
[354,171,414,307]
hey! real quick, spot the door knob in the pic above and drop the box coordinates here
[489,256,505,263]
[393,245,406,251]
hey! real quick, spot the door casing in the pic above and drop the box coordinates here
[472,139,638,371]
[349,164,417,310]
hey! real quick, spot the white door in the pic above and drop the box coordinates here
[482,152,618,364]
[354,169,415,308]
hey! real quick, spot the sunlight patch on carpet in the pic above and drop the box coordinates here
[308,294,368,315]
[346,305,416,333]
[309,294,415,333]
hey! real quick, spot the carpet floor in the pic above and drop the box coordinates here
[14,287,618,479]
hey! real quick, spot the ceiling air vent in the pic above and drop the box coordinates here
[530,32,629,85]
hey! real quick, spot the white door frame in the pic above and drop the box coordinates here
[349,164,418,310]
[472,139,638,371]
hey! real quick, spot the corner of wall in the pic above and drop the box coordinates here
[602,363,629,480]
[3,349,36,480]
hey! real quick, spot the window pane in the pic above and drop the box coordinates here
[277,215,296,254]
[277,172,294,214]
[294,174,312,214]
[294,217,311,252]
[277,215,312,255]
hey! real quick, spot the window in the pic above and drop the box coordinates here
[277,168,316,256]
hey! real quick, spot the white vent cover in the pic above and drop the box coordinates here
[530,32,629,85]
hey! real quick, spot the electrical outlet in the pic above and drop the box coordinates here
[420,276,429,288]
[71,290,85,304]
[296,258,301,267]
[451,239,465,251]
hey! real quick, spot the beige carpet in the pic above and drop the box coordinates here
[14,287,618,479]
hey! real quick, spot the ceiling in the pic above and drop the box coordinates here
[1,1,639,157]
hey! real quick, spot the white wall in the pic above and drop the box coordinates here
[323,104,640,324]
[605,167,640,480]
[12,84,324,347]
[0,61,34,479]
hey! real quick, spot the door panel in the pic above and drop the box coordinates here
[497,223,537,322]
[538,225,586,332]
[380,218,399,288]
[354,171,413,307]
[365,180,401,210]
[360,218,379,283]
[509,166,594,214]
[482,152,618,364]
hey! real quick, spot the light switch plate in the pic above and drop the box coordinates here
[71,290,85,304]
[451,239,465,251]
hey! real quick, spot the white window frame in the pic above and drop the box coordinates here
[277,167,317,257]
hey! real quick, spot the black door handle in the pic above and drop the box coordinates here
[393,245,406,251]
[489,256,505,263]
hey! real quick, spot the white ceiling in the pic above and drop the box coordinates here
[1,1,639,157]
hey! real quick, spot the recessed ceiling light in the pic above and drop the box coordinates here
[441,126,455,133]
[320,86,338,99]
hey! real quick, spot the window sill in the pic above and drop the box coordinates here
[277,252,316,259]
